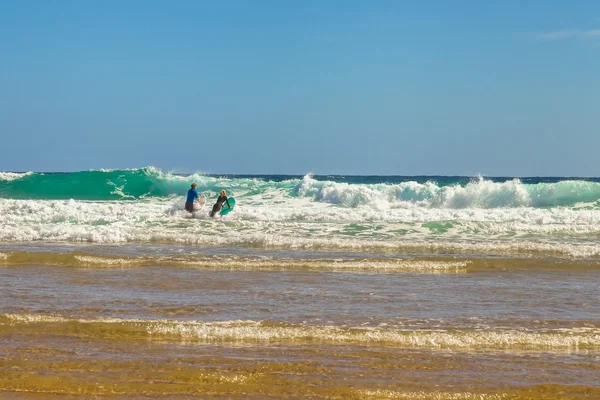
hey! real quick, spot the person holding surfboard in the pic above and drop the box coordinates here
[184,183,200,213]
[210,190,231,217]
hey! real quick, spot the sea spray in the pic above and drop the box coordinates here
[2,167,600,208]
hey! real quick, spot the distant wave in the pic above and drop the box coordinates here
[295,174,600,209]
[0,167,292,200]
[1,167,600,209]
[0,171,33,181]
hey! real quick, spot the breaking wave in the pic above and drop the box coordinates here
[1,167,600,209]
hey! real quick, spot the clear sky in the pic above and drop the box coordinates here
[1,1,599,176]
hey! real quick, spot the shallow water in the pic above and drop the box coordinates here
[1,245,599,398]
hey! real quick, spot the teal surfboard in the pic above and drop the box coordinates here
[219,197,236,216]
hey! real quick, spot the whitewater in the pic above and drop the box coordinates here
[1,167,600,258]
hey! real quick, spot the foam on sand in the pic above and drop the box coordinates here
[3,314,599,351]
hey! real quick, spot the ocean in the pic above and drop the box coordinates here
[1,167,599,399]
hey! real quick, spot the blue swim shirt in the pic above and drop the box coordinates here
[186,188,199,203]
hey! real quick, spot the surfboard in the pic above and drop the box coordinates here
[219,197,236,216]
[193,195,206,211]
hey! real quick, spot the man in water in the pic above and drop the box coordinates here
[210,189,231,217]
[185,183,199,213]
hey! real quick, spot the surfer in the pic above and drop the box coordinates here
[185,183,199,212]
[210,190,231,217]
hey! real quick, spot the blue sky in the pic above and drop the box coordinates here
[1,1,599,175]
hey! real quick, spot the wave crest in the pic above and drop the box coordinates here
[1,168,600,210]
[295,175,600,209]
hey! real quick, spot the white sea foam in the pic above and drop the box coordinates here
[0,171,33,181]
[1,196,600,258]
[352,390,507,400]
[74,255,137,266]
[4,314,599,350]
[295,175,600,209]
[62,255,471,272]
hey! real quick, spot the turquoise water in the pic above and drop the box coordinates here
[1,167,600,258]
[2,166,600,207]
